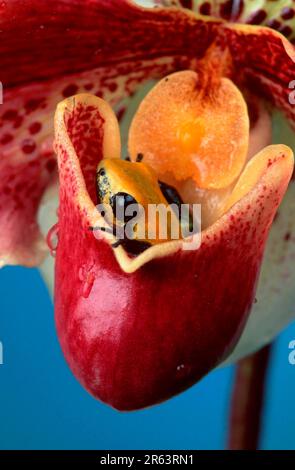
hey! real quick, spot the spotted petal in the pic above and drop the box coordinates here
[226,113,295,363]
[0,0,220,266]
[175,0,295,41]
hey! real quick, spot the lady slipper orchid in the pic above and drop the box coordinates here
[1,0,295,410]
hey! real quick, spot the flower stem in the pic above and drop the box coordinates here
[227,344,272,450]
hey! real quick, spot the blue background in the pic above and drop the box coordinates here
[0,266,294,450]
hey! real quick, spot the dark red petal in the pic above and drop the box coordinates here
[223,23,295,126]
[1,0,221,87]
[178,1,295,40]
[54,95,293,410]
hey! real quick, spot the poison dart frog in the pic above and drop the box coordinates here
[94,155,188,255]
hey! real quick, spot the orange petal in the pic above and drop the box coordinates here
[129,70,249,190]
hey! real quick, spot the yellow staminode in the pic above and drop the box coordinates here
[129,70,249,190]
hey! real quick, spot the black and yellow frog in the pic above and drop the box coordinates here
[94,155,187,255]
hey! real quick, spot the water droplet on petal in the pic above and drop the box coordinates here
[176,363,191,379]
[82,273,95,299]
[46,223,59,257]
[79,263,96,298]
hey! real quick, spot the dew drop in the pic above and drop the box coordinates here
[82,273,95,298]
[78,264,96,298]
[46,223,59,257]
[176,363,191,379]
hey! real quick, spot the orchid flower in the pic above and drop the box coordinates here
[1,0,295,411]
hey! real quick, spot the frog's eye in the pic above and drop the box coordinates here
[158,181,183,208]
[110,192,138,223]
[97,167,106,177]
[96,166,110,204]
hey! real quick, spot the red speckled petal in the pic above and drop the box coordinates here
[176,0,295,41]
[1,0,295,267]
[0,0,221,265]
[162,2,295,125]
[54,95,293,410]
[223,23,295,126]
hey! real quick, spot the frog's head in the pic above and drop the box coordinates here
[96,157,184,253]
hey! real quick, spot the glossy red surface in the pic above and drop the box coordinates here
[54,97,292,410]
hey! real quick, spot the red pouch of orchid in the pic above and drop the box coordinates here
[54,69,293,410]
